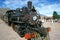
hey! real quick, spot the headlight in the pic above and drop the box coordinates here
[33,16,37,21]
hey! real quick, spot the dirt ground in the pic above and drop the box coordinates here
[43,22,60,40]
[0,19,27,40]
[0,19,60,40]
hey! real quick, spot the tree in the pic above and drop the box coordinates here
[53,11,58,19]
[53,11,60,19]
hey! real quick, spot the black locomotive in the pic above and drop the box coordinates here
[3,1,50,40]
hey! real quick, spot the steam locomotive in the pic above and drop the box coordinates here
[3,1,50,40]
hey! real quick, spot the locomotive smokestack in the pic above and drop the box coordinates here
[28,1,32,10]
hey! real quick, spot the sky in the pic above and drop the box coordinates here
[0,0,60,16]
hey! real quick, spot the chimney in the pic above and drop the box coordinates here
[28,1,32,10]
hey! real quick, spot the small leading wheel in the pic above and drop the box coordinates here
[11,23,18,32]
[13,25,18,32]
[11,23,17,32]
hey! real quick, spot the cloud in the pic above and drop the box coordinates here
[3,0,28,9]
[4,1,10,5]
[35,4,60,16]
[3,0,47,9]
[2,0,60,16]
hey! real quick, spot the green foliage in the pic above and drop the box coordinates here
[53,11,60,19]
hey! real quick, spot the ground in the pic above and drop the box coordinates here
[0,19,27,40]
[0,19,60,40]
[43,22,60,40]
